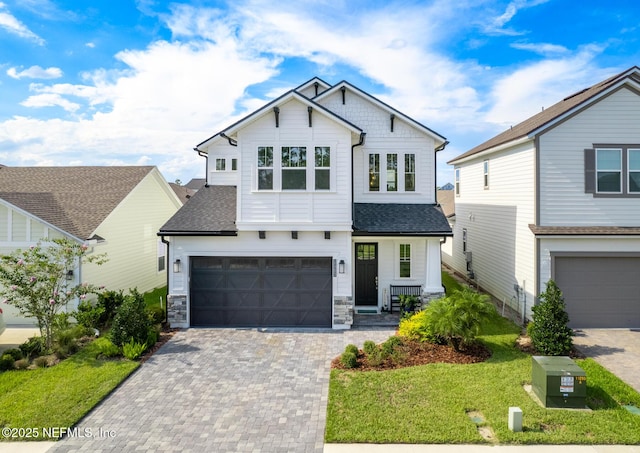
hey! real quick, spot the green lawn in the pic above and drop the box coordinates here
[326,315,640,444]
[0,338,139,441]
[143,286,166,309]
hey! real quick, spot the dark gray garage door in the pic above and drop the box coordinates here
[190,257,332,327]
[554,256,640,328]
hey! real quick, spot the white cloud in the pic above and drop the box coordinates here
[0,3,44,45]
[20,93,80,112]
[85,42,95,48]
[484,45,614,128]
[7,65,63,79]
[511,42,569,55]
[483,0,550,36]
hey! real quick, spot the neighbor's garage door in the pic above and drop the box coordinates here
[554,256,640,328]
[190,257,332,327]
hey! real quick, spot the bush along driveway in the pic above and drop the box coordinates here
[326,314,640,445]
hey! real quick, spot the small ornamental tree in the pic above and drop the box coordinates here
[0,238,107,351]
[530,280,574,356]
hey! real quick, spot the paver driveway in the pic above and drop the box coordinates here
[49,327,395,453]
[573,329,640,393]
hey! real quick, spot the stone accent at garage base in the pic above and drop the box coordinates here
[333,296,353,329]
[167,294,187,328]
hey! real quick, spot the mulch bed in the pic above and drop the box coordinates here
[139,327,179,363]
[331,338,492,371]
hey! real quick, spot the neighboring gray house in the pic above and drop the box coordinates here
[160,77,452,329]
[0,166,182,325]
[447,66,640,328]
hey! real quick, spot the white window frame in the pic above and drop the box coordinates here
[399,243,411,278]
[257,146,274,191]
[157,240,166,273]
[215,158,226,171]
[281,146,307,191]
[314,146,330,191]
[483,160,489,189]
[455,168,460,196]
[628,149,640,193]
[404,154,415,192]
[596,148,622,194]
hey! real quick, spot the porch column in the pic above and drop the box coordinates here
[424,238,443,293]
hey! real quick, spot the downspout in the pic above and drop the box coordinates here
[434,140,449,197]
[194,147,209,187]
[351,133,367,229]
[160,235,170,323]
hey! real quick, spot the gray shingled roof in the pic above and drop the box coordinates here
[529,225,640,235]
[0,166,155,240]
[159,185,237,235]
[450,66,640,163]
[353,203,452,236]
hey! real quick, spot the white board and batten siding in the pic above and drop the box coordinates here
[451,141,536,318]
[317,89,437,204]
[82,169,182,295]
[539,87,640,227]
[232,98,353,230]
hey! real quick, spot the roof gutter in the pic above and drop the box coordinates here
[194,147,209,187]
[159,235,170,322]
[448,136,532,165]
[157,231,238,237]
[434,140,449,198]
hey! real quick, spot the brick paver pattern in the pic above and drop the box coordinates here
[49,327,395,453]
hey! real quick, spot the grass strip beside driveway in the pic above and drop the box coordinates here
[326,316,640,444]
[0,340,138,441]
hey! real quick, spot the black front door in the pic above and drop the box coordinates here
[355,243,378,306]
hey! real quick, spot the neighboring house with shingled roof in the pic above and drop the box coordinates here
[159,77,451,330]
[447,66,640,329]
[0,166,182,325]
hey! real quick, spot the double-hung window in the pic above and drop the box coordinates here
[215,158,226,171]
[281,146,306,190]
[455,168,460,196]
[315,146,330,190]
[404,154,415,191]
[386,154,398,191]
[369,154,380,191]
[257,146,273,190]
[628,149,640,193]
[596,148,622,193]
[483,160,489,189]
[399,244,411,278]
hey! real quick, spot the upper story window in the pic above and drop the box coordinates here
[628,149,640,193]
[405,154,415,191]
[596,148,622,193]
[369,152,417,193]
[232,158,237,171]
[387,154,398,192]
[585,145,640,197]
[399,244,411,278]
[483,160,489,189]
[369,154,380,191]
[216,158,226,171]
[281,146,307,190]
[315,146,330,190]
[455,168,460,196]
[257,146,274,190]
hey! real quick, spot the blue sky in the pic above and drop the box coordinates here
[0,0,639,185]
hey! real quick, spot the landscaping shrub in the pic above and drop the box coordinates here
[93,337,121,358]
[344,344,359,356]
[2,348,23,361]
[381,336,403,356]
[97,290,126,327]
[363,340,377,356]
[122,339,147,360]
[110,289,153,347]
[428,288,496,351]
[398,309,438,343]
[14,358,29,370]
[0,354,15,371]
[399,294,420,316]
[147,305,165,324]
[52,312,72,333]
[33,356,48,368]
[530,280,573,356]
[19,336,45,359]
[75,300,105,330]
[340,351,358,369]
[146,326,160,348]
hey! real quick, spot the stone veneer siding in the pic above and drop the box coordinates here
[167,294,187,325]
[333,296,353,328]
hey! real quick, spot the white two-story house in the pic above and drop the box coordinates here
[159,77,451,329]
[447,66,640,328]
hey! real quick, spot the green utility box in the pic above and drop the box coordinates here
[531,356,586,408]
